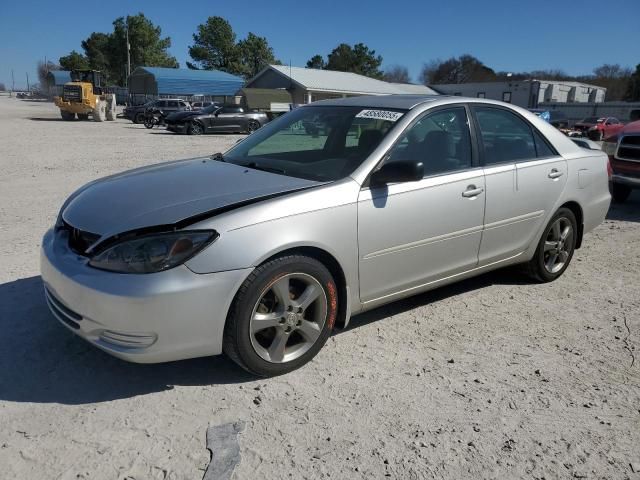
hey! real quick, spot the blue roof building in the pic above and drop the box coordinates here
[128,67,244,96]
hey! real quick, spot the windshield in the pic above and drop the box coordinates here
[200,104,219,114]
[223,106,406,181]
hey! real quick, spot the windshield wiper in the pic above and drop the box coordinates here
[210,152,226,162]
[245,162,287,175]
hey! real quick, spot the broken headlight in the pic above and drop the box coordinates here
[89,230,217,274]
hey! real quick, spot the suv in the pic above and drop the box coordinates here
[602,120,640,203]
[124,99,191,124]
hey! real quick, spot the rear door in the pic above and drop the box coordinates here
[471,105,567,264]
[213,106,244,131]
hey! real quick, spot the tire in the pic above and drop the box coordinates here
[144,117,155,129]
[60,110,75,121]
[77,113,89,120]
[524,207,577,282]
[134,112,145,124]
[223,255,338,377]
[247,120,260,133]
[105,95,116,121]
[611,183,632,203]
[93,100,106,122]
[188,121,204,135]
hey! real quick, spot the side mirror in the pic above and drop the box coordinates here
[370,160,424,186]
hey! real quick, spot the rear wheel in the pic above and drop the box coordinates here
[134,112,145,124]
[188,121,203,135]
[612,183,632,203]
[247,120,260,133]
[223,255,338,376]
[525,208,577,282]
[60,110,75,121]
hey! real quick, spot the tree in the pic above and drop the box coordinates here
[420,55,495,85]
[590,64,632,101]
[59,50,89,71]
[60,13,177,86]
[625,64,640,101]
[306,54,326,70]
[325,43,383,79]
[188,16,239,72]
[383,65,410,83]
[237,32,277,78]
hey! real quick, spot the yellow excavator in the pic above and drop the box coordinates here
[54,70,116,121]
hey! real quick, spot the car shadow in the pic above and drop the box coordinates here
[341,268,531,333]
[606,190,640,222]
[28,117,63,122]
[0,276,254,405]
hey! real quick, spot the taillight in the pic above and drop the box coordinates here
[606,157,613,180]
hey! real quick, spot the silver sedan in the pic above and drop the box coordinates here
[41,95,611,376]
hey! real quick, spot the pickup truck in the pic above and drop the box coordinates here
[602,120,640,203]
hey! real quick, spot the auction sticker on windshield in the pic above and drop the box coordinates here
[355,110,403,122]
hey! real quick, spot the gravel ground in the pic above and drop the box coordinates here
[0,95,638,480]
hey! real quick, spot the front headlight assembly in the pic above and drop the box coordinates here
[89,230,217,274]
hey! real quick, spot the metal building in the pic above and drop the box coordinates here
[128,67,245,99]
[246,65,438,104]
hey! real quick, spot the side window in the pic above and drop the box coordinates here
[387,107,472,177]
[155,100,166,108]
[168,101,179,108]
[474,107,537,165]
[222,106,242,114]
[533,130,556,158]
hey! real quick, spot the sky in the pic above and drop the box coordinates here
[1,0,638,89]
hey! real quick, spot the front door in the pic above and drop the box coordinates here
[358,106,486,304]
[471,105,568,264]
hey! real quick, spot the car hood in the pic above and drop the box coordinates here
[62,158,320,240]
[165,110,201,122]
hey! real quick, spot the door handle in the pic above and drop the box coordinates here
[548,169,564,179]
[462,185,484,198]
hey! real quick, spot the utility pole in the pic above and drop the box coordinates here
[26,72,30,92]
[11,69,15,91]
[126,19,131,86]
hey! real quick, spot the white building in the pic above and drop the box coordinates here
[431,80,606,108]
[246,65,438,104]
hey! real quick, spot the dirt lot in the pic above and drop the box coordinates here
[0,95,639,480]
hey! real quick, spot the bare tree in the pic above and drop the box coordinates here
[383,65,410,83]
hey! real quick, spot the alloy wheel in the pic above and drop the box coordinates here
[543,217,573,274]
[249,273,328,363]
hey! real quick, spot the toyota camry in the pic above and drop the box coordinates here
[41,95,611,376]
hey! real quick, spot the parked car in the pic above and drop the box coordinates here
[602,119,640,203]
[123,98,191,124]
[165,104,268,135]
[574,116,624,141]
[41,96,610,376]
[191,101,218,110]
[529,109,569,129]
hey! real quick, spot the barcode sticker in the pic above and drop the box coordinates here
[355,110,403,122]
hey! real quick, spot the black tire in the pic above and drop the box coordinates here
[188,121,204,135]
[524,207,578,282]
[77,113,89,121]
[60,110,75,121]
[247,120,260,133]
[144,118,155,129]
[611,183,632,203]
[134,112,145,124]
[223,255,338,377]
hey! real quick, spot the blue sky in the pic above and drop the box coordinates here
[1,0,638,89]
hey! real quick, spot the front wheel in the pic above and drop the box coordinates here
[143,118,156,129]
[60,110,75,121]
[223,255,338,376]
[188,121,203,135]
[525,207,577,282]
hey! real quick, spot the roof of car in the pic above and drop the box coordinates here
[306,94,446,109]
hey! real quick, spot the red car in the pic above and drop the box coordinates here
[602,120,640,203]
[575,116,625,141]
